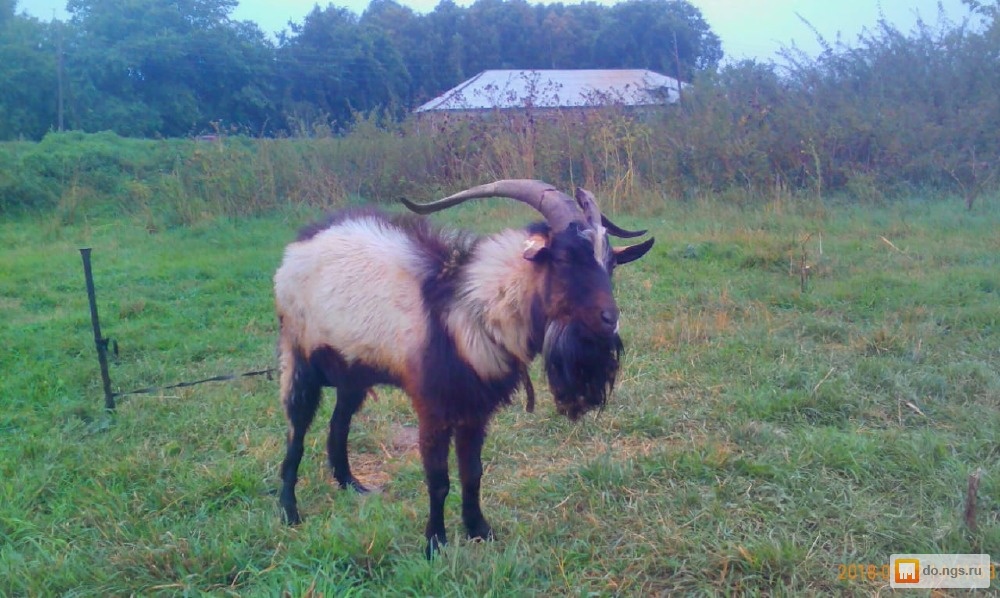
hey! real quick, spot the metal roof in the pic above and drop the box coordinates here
[414,69,684,112]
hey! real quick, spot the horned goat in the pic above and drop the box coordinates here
[273,180,654,557]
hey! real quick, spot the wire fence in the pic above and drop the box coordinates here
[79,247,273,410]
[112,368,276,399]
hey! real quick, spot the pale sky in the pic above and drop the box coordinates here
[17,0,974,63]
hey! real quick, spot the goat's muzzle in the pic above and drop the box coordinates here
[542,320,622,420]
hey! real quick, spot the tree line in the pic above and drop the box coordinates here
[0,0,722,139]
[3,0,998,206]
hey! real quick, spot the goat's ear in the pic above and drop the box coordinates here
[522,233,550,261]
[613,237,655,265]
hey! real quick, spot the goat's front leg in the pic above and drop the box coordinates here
[419,421,453,559]
[455,421,494,541]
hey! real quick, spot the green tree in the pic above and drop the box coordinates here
[597,0,721,80]
[1,0,15,26]
[0,10,57,139]
[361,0,433,107]
[65,0,276,136]
[462,0,541,72]
[278,5,409,128]
[423,0,468,96]
[535,3,600,69]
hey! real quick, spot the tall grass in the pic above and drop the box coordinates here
[5,18,999,228]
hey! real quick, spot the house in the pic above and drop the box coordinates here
[414,69,684,114]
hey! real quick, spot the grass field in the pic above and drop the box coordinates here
[1,194,998,595]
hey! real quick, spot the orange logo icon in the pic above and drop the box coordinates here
[895,559,920,584]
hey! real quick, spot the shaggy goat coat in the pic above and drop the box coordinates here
[274,188,653,557]
[275,210,544,421]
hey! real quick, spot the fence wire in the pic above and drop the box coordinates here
[112,368,276,398]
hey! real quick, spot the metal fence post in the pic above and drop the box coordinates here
[79,248,115,411]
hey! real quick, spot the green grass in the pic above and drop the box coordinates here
[1,195,998,595]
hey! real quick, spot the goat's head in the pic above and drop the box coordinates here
[401,180,654,420]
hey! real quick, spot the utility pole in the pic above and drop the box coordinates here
[55,12,64,131]
[672,30,684,103]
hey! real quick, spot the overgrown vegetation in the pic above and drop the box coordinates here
[1,195,997,595]
[3,1,998,208]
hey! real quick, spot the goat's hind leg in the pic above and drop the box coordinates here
[279,351,322,525]
[327,386,369,493]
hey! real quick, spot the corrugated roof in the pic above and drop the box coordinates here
[414,69,684,112]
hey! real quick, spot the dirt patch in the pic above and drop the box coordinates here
[351,453,392,489]
[389,424,420,453]
[349,424,420,490]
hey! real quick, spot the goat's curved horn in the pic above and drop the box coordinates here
[400,180,584,232]
[573,187,648,238]
[574,187,602,231]
[601,214,648,238]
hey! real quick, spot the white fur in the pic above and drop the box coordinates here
[446,229,540,379]
[275,216,429,375]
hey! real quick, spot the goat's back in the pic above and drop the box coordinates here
[274,211,435,375]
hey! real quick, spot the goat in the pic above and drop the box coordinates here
[273,180,654,557]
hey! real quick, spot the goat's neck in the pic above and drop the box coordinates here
[445,229,542,381]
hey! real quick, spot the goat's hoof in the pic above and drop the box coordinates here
[339,477,370,494]
[468,524,495,542]
[425,535,447,560]
[282,509,302,526]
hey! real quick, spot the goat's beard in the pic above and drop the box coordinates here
[542,320,622,420]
